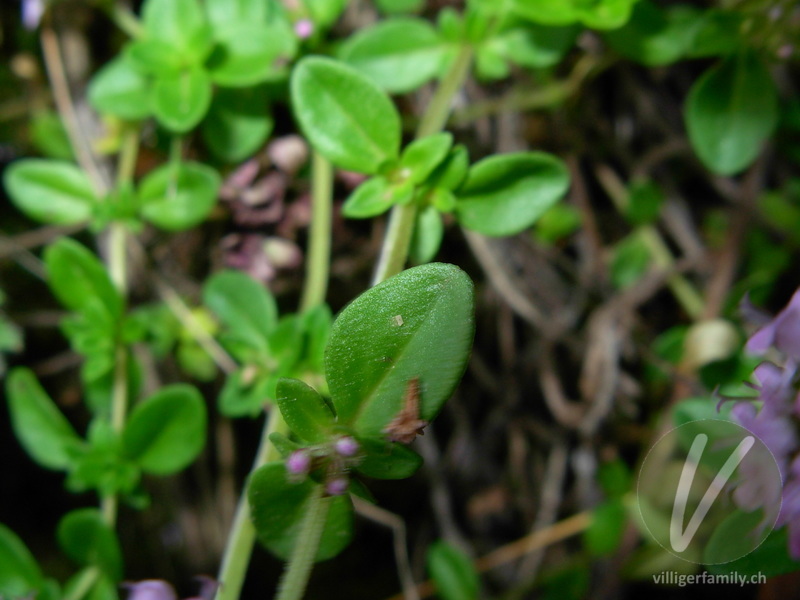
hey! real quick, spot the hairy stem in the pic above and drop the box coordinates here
[215,149,334,600]
[275,486,330,600]
[101,127,138,525]
[215,411,289,600]
[372,45,474,285]
[300,152,333,312]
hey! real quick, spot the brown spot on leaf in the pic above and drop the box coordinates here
[383,377,428,444]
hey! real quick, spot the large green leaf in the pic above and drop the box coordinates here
[291,56,401,174]
[203,269,277,357]
[202,85,274,162]
[151,67,212,133]
[6,368,83,471]
[57,509,123,581]
[249,462,353,561]
[138,161,221,231]
[0,524,44,598]
[88,55,152,121]
[338,18,446,94]
[276,378,335,444]
[205,0,271,27]
[121,384,207,475]
[325,263,474,437]
[455,152,569,236]
[707,522,799,577]
[4,159,97,225]
[43,238,123,317]
[685,51,778,175]
[355,438,423,479]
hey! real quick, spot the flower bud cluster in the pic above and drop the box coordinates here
[283,435,360,496]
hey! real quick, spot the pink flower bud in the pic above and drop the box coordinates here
[334,436,359,457]
[286,450,311,475]
[326,477,348,496]
[294,19,314,39]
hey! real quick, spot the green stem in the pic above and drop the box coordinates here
[105,2,144,38]
[275,486,330,600]
[300,152,333,312]
[101,125,139,526]
[215,411,289,600]
[372,44,474,286]
[63,567,100,600]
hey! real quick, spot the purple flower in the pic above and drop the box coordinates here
[22,0,44,30]
[334,436,359,457]
[124,581,178,600]
[326,477,348,496]
[286,450,311,475]
[746,289,800,361]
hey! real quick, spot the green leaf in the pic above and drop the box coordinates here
[304,0,348,27]
[4,159,97,225]
[684,10,742,58]
[511,0,639,29]
[707,522,798,577]
[610,232,650,289]
[249,463,353,561]
[205,0,270,27]
[141,0,212,60]
[152,67,213,133]
[88,55,152,121]
[338,18,446,94]
[490,23,579,70]
[29,111,74,160]
[291,56,401,174]
[532,202,581,244]
[605,2,702,66]
[428,145,470,191]
[704,509,773,568]
[218,371,276,417]
[269,431,302,457]
[138,161,221,231]
[584,499,627,556]
[400,133,453,184]
[426,541,479,600]
[375,0,424,14]
[44,238,122,317]
[125,39,184,77]
[122,384,207,475]
[276,378,335,443]
[207,22,296,87]
[685,51,779,176]
[410,205,444,264]
[57,509,123,581]
[0,524,44,598]
[325,263,474,437]
[624,179,663,226]
[455,152,569,236]
[203,269,277,356]
[341,177,395,218]
[202,85,274,163]
[6,368,84,470]
[356,438,423,479]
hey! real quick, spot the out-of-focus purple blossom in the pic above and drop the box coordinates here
[294,19,314,39]
[221,234,275,283]
[123,580,178,600]
[334,436,359,457]
[732,288,800,558]
[326,477,348,496]
[746,289,800,361]
[22,0,44,30]
[287,450,311,475]
[124,577,218,600]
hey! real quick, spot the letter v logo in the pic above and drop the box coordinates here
[670,433,755,552]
